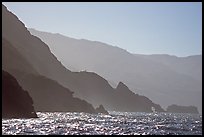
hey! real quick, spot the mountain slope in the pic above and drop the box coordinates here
[135,54,202,82]
[2,4,164,113]
[2,37,39,76]
[29,28,202,113]
[2,34,96,113]
[2,70,37,118]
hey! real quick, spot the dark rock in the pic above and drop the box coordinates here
[2,70,37,118]
[167,104,199,114]
[15,72,96,113]
[95,105,109,114]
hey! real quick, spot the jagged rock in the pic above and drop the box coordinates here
[95,105,109,114]
[167,104,199,114]
[2,70,37,118]
[114,82,165,112]
[116,82,130,91]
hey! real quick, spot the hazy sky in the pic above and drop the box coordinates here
[3,2,202,57]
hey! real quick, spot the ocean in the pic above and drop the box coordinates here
[2,112,202,135]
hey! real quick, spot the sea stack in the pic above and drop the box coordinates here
[95,104,109,114]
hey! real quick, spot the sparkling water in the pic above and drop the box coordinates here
[2,112,202,135]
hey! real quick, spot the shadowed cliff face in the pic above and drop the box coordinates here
[2,7,96,114]
[113,82,164,112]
[14,72,96,113]
[2,37,39,76]
[71,72,165,112]
[2,70,37,118]
[29,28,202,114]
[2,4,165,113]
[2,31,96,114]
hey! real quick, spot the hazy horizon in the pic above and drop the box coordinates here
[3,2,202,57]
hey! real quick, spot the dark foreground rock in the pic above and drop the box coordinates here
[167,104,199,114]
[2,70,37,118]
[95,105,109,114]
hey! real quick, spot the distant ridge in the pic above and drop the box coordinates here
[29,28,202,114]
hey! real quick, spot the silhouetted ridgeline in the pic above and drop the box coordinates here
[2,5,97,114]
[2,37,96,114]
[2,4,165,113]
[14,72,96,113]
[167,104,199,114]
[2,70,37,118]
[29,28,202,114]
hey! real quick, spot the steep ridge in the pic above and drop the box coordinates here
[2,4,165,112]
[2,37,39,76]
[28,28,202,113]
[16,72,96,113]
[2,70,37,118]
[2,34,96,113]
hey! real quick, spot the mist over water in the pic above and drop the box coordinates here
[2,112,202,135]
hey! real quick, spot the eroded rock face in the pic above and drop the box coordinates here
[2,70,37,118]
[167,104,199,114]
[95,105,109,114]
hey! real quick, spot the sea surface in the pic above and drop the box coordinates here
[2,112,202,135]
